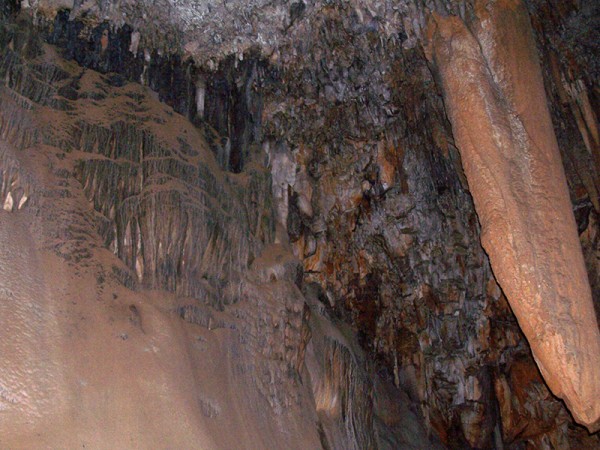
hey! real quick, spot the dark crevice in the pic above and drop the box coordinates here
[41,10,268,173]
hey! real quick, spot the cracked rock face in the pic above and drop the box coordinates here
[1,0,600,448]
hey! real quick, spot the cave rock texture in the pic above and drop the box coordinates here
[1,0,600,448]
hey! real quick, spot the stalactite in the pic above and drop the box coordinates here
[427,0,600,431]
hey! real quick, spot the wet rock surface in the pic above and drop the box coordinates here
[1,1,600,448]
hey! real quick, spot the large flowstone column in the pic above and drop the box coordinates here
[427,0,600,431]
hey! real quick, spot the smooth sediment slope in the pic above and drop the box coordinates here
[427,0,600,432]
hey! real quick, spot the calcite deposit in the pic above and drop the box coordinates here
[1,0,599,448]
[427,0,600,431]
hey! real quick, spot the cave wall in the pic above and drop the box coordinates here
[0,19,320,448]
[259,1,600,446]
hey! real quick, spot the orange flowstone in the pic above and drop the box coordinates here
[427,0,600,432]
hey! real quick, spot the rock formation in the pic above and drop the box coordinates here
[1,0,599,448]
[427,0,600,432]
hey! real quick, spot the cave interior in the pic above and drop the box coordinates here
[0,0,599,448]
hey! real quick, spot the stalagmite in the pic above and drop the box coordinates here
[427,0,600,431]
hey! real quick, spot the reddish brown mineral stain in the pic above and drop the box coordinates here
[100,30,109,52]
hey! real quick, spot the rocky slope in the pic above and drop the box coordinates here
[1,0,599,448]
